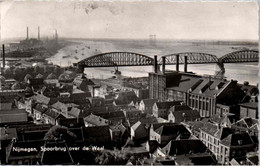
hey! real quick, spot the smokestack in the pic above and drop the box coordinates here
[184,56,188,72]
[154,55,158,73]
[38,26,40,41]
[2,45,5,68]
[162,56,166,74]
[176,54,179,72]
[26,27,29,40]
[55,29,58,41]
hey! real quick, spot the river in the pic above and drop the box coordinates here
[47,39,259,85]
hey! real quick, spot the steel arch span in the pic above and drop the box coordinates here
[77,52,154,68]
[161,52,219,64]
[219,50,259,63]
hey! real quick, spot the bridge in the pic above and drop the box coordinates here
[76,50,258,73]
[77,52,154,68]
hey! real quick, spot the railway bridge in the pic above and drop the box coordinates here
[76,50,258,74]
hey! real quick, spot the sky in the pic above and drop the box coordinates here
[0,1,258,41]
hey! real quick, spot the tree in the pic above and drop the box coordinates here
[35,73,44,79]
[46,73,57,79]
[44,125,77,143]
[3,68,13,78]
[0,76,6,84]
[34,65,42,74]
[11,81,21,90]
[24,74,32,83]
[54,66,62,76]
[13,67,23,81]
[24,86,33,97]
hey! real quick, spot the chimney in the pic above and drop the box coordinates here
[176,54,179,72]
[184,56,188,72]
[55,29,58,41]
[26,27,29,40]
[2,44,5,68]
[38,26,40,41]
[162,56,166,74]
[154,55,158,73]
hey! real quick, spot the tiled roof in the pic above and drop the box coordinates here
[221,132,254,147]
[131,121,142,131]
[142,99,158,107]
[43,109,64,119]
[169,105,191,112]
[33,104,47,113]
[33,94,53,105]
[94,110,125,120]
[84,114,109,126]
[155,101,182,109]
[155,124,190,137]
[58,118,85,128]
[83,125,110,137]
[239,84,259,96]
[162,139,207,156]
[52,101,69,112]
[68,107,82,118]
[200,122,218,136]
[171,109,200,122]
[239,102,258,109]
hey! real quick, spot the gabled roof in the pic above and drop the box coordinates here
[189,77,230,97]
[221,132,254,147]
[239,84,259,96]
[52,101,69,111]
[131,121,142,131]
[83,125,110,137]
[43,109,65,120]
[33,94,56,105]
[58,118,85,128]
[162,139,207,156]
[200,122,218,136]
[234,117,259,128]
[169,105,192,112]
[146,140,159,153]
[171,109,200,122]
[239,102,258,109]
[141,99,158,107]
[68,107,82,118]
[33,103,47,113]
[94,110,125,120]
[155,124,190,137]
[155,101,182,109]
[84,114,109,126]
[214,127,233,140]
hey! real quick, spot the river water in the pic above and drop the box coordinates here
[47,39,259,85]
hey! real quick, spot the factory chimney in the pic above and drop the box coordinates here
[154,55,158,73]
[38,26,40,41]
[26,27,29,40]
[184,56,188,72]
[176,54,179,72]
[2,44,5,68]
[55,29,58,42]
[162,56,166,74]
